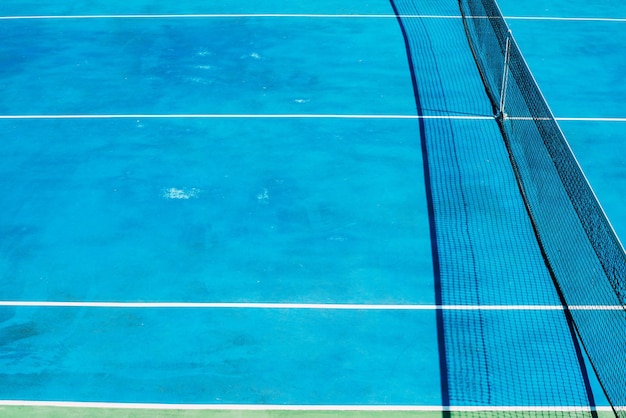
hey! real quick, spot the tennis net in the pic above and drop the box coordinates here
[458,0,626,414]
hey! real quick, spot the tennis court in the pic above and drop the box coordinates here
[0,0,624,417]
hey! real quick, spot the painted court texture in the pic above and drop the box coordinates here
[0,0,625,416]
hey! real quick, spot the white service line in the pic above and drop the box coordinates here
[0,114,495,120]
[0,301,622,310]
[506,16,626,22]
[1,114,624,122]
[503,116,626,122]
[555,117,626,122]
[0,400,620,412]
[0,14,625,22]
[0,14,449,20]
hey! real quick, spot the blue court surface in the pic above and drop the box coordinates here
[0,0,624,417]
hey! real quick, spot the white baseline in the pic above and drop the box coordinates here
[0,401,621,412]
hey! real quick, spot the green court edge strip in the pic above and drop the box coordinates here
[0,403,621,418]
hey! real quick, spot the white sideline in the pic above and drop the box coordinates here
[0,301,622,310]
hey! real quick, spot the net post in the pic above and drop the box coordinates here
[497,30,512,121]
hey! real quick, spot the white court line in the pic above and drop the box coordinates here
[0,401,620,412]
[0,14,625,22]
[555,117,626,122]
[0,14,452,20]
[0,114,495,120]
[506,16,626,22]
[1,114,625,122]
[505,116,626,123]
[0,301,622,310]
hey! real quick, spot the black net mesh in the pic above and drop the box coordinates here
[390,0,625,415]
[458,0,626,415]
